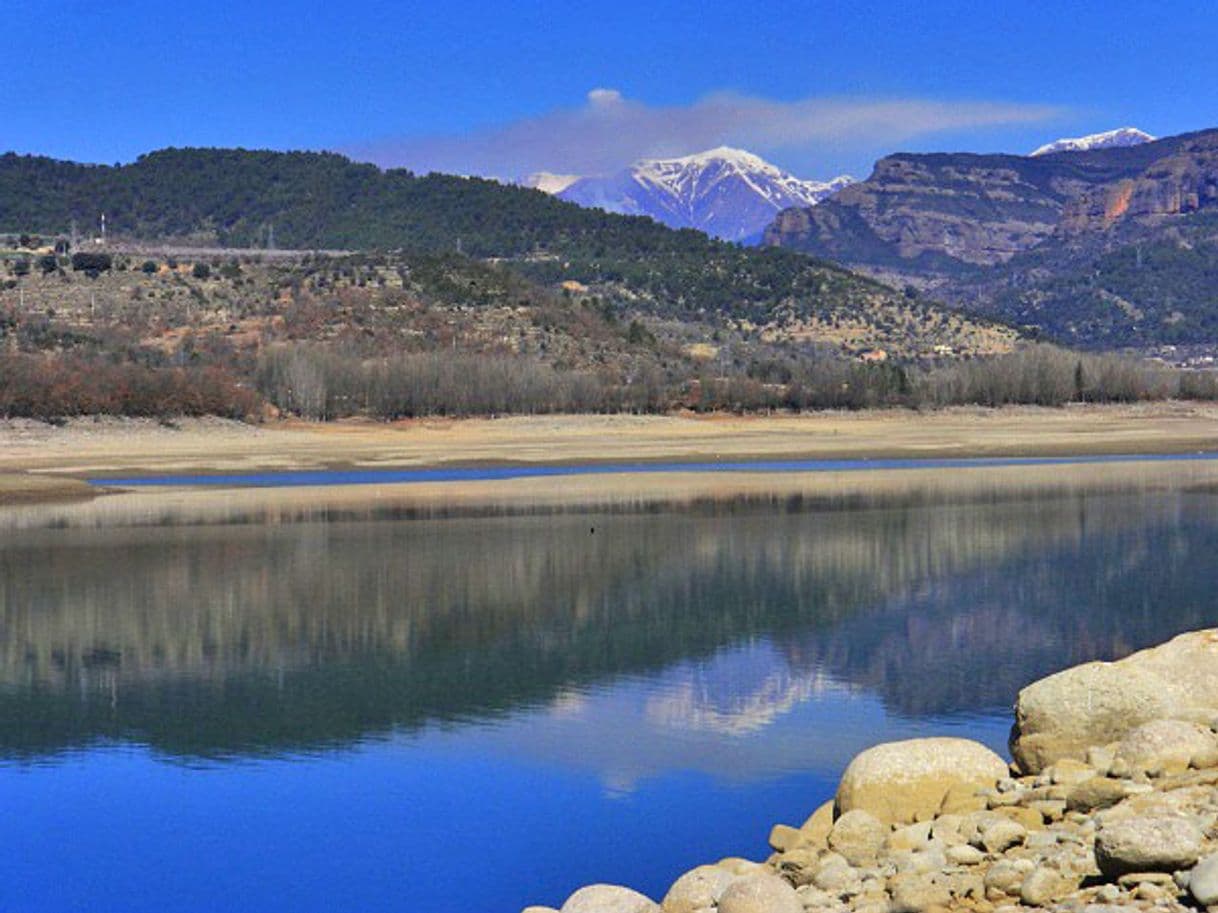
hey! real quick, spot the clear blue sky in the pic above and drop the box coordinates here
[6,0,1218,179]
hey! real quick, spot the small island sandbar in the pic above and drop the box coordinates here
[3,402,1218,482]
[3,402,1218,510]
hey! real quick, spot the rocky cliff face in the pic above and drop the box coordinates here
[1059,132,1218,233]
[763,129,1218,283]
[764,154,1070,272]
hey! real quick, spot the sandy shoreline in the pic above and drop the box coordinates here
[4,403,1218,506]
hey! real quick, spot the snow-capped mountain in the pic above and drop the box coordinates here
[553,147,853,242]
[519,171,580,194]
[1030,127,1154,157]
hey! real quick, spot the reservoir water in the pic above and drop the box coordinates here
[3,473,1218,911]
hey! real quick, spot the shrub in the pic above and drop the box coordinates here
[70,252,112,274]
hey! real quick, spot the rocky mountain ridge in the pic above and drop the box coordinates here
[762,128,1218,348]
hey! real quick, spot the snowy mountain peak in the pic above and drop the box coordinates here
[519,172,580,194]
[666,146,769,168]
[1030,127,1155,157]
[557,147,853,242]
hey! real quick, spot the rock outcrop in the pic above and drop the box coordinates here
[528,629,1218,913]
[1011,629,1218,773]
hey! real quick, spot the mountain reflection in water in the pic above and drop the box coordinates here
[3,485,1217,765]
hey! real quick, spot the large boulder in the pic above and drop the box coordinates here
[561,885,659,913]
[716,873,801,913]
[1011,630,1218,774]
[835,737,1008,825]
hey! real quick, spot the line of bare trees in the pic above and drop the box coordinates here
[252,343,1218,420]
[255,346,669,419]
[5,343,1218,421]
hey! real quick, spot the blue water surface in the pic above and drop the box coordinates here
[90,450,1218,488]
[4,477,1218,911]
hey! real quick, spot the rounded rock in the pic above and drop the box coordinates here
[1190,853,1218,906]
[980,820,1026,854]
[828,809,887,867]
[561,885,660,913]
[1094,815,1205,877]
[717,872,802,913]
[661,866,740,913]
[1019,867,1081,906]
[836,737,1008,825]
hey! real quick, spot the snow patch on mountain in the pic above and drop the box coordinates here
[1030,127,1154,157]
[556,147,853,242]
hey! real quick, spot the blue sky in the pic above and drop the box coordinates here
[6,0,1218,179]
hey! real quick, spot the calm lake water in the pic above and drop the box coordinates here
[3,475,1218,911]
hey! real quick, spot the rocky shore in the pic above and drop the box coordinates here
[526,630,1218,913]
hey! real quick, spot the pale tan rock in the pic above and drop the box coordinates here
[715,858,761,876]
[836,738,1007,825]
[1065,776,1132,812]
[561,885,660,913]
[768,824,803,853]
[1029,798,1067,821]
[983,859,1034,897]
[717,872,802,913]
[888,873,951,913]
[1011,630,1218,773]
[1095,884,1123,903]
[1019,867,1081,906]
[1116,719,1218,775]
[1049,758,1097,785]
[828,809,886,867]
[774,845,818,872]
[1191,853,1218,905]
[886,821,934,853]
[939,782,988,815]
[1094,814,1205,876]
[662,866,740,913]
[799,800,835,847]
[945,844,985,866]
[811,853,859,893]
[1087,745,1117,775]
[979,819,1026,854]
[523,907,561,913]
[1192,744,1218,770]
[993,804,1043,831]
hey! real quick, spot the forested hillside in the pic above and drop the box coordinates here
[0,146,1017,354]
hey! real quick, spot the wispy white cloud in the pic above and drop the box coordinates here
[342,88,1063,179]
